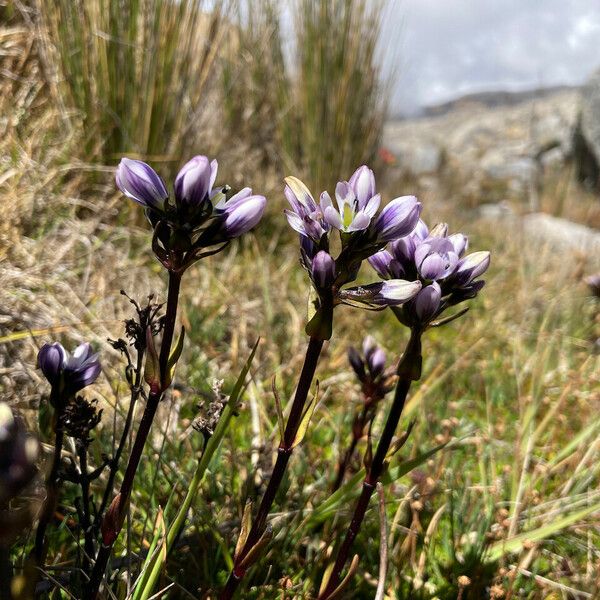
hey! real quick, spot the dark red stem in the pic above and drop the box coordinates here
[220,336,324,599]
[319,329,422,599]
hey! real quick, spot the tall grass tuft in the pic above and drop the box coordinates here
[223,0,388,192]
[288,0,388,191]
[37,0,228,171]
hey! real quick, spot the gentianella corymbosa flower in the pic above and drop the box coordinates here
[368,220,490,328]
[38,342,101,398]
[347,336,393,404]
[285,166,423,339]
[116,156,266,272]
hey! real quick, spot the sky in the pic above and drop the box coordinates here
[381,0,600,115]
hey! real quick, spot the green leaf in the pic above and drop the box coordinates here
[291,381,320,449]
[164,325,185,387]
[135,339,260,600]
[485,500,600,562]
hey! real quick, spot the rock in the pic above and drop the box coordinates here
[478,202,515,220]
[522,213,600,256]
[386,139,442,175]
[385,88,580,196]
[575,69,600,189]
[540,147,565,170]
[480,150,536,186]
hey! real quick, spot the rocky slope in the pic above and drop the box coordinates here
[384,88,580,198]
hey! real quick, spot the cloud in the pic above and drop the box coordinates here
[380,0,600,114]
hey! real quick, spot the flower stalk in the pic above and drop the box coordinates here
[88,270,181,599]
[220,336,324,599]
[318,328,422,600]
[33,386,66,564]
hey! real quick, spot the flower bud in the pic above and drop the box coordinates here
[219,189,267,238]
[116,158,169,211]
[311,251,336,290]
[347,346,366,380]
[373,196,422,243]
[38,342,67,387]
[173,155,218,208]
[414,237,459,280]
[368,250,394,279]
[376,279,422,305]
[414,282,442,323]
[364,337,386,377]
[453,251,490,286]
[449,233,468,256]
[341,279,421,307]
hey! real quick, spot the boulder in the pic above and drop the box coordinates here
[576,69,600,190]
[386,139,442,175]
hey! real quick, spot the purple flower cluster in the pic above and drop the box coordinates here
[348,336,386,384]
[285,166,420,246]
[347,336,394,410]
[116,157,266,269]
[285,167,425,338]
[38,342,101,396]
[369,221,490,327]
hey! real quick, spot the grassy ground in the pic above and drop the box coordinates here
[1,5,599,600]
[3,164,599,598]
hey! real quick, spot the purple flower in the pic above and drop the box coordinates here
[585,272,600,297]
[174,155,218,209]
[116,158,169,211]
[414,283,442,322]
[414,237,460,280]
[368,218,490,327]
[320,166,382,233]
[320,183,380,233]
[216,188,267,238]
[38,342,101,394]
[311,251,336,290]
[362,336,386,378]
[371,196,422,243]
[348,166,376,207]
[284,176,329,240]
